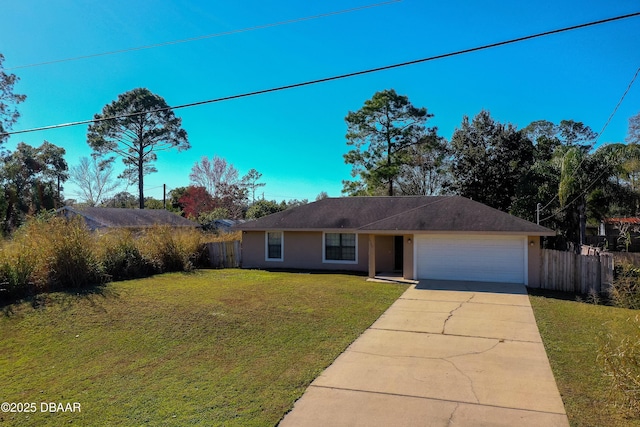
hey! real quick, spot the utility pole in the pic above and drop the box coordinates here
[163,184,166,209]
[536,203,541,225]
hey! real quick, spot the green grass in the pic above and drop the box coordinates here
[529,290,640,427]
[0,270,407,426]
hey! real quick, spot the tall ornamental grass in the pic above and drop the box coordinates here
[136,225,205,273]
[97,229,152,281]
[609,263,640,310]
[0,219,211,302]
[599,316,640,416]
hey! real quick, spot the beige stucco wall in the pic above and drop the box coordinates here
[242,230,544,286]
[403,234,415,280]
[527,235,541,287]
[241,230,369,272]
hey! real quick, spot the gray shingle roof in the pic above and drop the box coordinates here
[236,196,554,235]
[58,206,199,230]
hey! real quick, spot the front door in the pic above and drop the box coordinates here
[394,236,403,271]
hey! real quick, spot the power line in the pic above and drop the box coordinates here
[540,67,640,217]
[3,11,640,138]
[538,66,640,223]
[5,0,401,71]
[594,66,640,147]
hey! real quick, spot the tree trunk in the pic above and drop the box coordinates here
[138,162,144,209]
[387,136,394,196]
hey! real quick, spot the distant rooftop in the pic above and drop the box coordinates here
[603,217,640,225]
[58,206,199,230]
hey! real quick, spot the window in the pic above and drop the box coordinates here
[265,231,283,261]
[324,233,357,263]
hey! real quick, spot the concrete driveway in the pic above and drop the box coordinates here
[279,280,569,427]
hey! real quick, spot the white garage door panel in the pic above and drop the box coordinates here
[416,235,525,283]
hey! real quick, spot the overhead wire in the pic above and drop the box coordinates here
[5,0,402,71]
[3,11,639,139]
[536,65,640,214]
[538,66,640,223]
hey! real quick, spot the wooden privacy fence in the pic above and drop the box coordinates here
[207,241,241,268]
[539,249,614,294]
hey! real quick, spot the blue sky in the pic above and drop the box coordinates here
[1,0,639,203]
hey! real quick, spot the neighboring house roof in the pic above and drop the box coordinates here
[236,196,555,235]
[57,206,199,230]
[603,217,640,225]
[212,219,245,229]
[202,219,245,232]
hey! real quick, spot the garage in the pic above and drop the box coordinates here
[415,234,527,284]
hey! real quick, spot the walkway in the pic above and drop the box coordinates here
[279,280,569,426]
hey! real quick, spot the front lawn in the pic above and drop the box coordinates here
[0,269,407,426]
[529,291,640,427]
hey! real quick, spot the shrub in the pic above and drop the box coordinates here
[98,229,152,281]
[44,217,105,289]
[0,218,209,303]
[609,263,640,310]
[0,217,105,295]
[598,316,640,415]
[206,230,242,243]
[0,241,38,300]
[137,226,205,273]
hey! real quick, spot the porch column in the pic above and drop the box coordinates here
[368,234,375,278]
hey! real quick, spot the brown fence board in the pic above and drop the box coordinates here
[539,249,614,294]
[207,241,241,268]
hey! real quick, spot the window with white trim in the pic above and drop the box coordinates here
[265,231,283,261]
[324,233,357,262]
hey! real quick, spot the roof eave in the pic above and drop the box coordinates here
[237,227,555,236]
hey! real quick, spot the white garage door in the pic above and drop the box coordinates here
[415,235,526,284]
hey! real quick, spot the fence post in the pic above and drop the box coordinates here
[600,253,614,293]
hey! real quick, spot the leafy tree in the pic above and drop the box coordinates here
[519,119,599,224]
[38,141,69,199]
[0,53,26,145]
[246,200,284,219]
[1,141,68,231]
[397,132,450,195]
[519,119,628,247]
[144,197,164,209]
[69,156,120,206]
[558,120,597,147]
[617,143,640,193]
[342,89,434,196]
[189,155,248,217]
[588,143,640,217]
[178,186,216,219]
[242,168,265,203]
[168,186,188,210]
[87,88,189,209]
[449,110,534,213]
[284,199,308,209]
[197,208,230,226]
[101,191,138,208]
[553,143,630,245]
[215,182,248,219]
